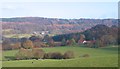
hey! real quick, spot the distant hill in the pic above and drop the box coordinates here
[52,24,118,45]
[83,24,118,40]
[1,17,118,35]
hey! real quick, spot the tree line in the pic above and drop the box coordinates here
[2,17,118,35]
[2,24,119,50]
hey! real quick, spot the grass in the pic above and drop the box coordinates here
[0,45,2,68]
[2,45,118,67]
[2,56,118,67]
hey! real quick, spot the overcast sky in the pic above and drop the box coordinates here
[0,0,119,19]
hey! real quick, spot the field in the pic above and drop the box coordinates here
[2,45,118,67]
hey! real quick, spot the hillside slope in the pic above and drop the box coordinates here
[1,17,118,35]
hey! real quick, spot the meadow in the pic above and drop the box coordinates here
[2,45,118,67]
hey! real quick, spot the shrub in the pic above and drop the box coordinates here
[43,53,48,59]
[15,48,33,60]
[44,52,63,59]
[63,51,74,59]
[15,48,45,60]
[51,52,63,59]
[21,40,33,49]
[32,48,45,59]
[82,54,90,57]
[15,49,75,60]
[11,42,21,50]
[43,52,52,59]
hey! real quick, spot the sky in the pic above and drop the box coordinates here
[0,0,119,19]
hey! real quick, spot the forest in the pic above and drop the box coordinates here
[1,17,118,34]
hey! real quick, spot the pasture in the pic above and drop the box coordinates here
[2,45,118,67]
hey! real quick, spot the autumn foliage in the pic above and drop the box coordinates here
[21,40,33,49]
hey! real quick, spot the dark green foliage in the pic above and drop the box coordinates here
[83,24,118,41]
[43,52,63,59]
[29,36,42,42]
[83,24,110,40]
[50,52,63,59]
[20,38,28,43]
[44,51,75,59]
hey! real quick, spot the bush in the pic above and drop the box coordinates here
[44,51,75,59]
[15,48,45,60]
[32,48,45,59]
[11,42,21,50]
[51,52,63,59]
[43,53,48,59]
[63,51,74,59]
[15,48,33,60]
[21,40,33,49]
[82,54,90,57]
[15,49,75,60]
[44,52,63,59]
[43,52,53,59]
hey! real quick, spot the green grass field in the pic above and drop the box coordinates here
[0,57,1,68]
[2,45,118,67]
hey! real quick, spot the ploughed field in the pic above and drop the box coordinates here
[2,45,118,67]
